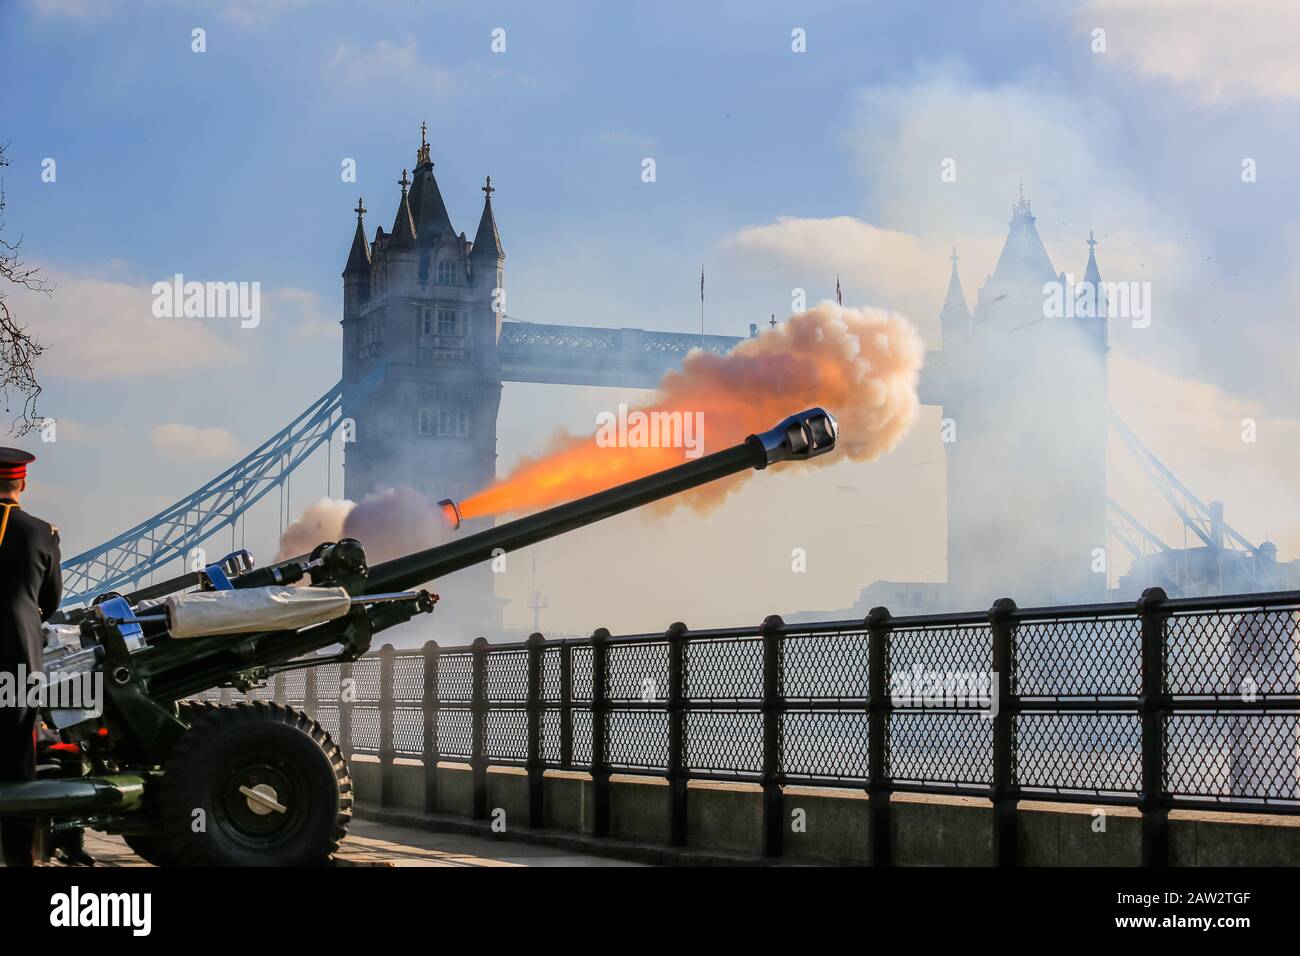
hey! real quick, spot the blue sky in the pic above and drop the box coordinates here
[5,0,1300,632]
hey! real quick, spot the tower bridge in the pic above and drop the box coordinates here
[334,131,1110,631]
[58,129,1296,630]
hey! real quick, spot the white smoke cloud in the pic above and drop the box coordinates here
[1109,355,1300,566]
[276,487,454,567]
[1078,0,1300,104]
[275,496,353,561]
[844,63,1195,283]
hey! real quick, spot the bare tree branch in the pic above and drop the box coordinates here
[0,142,50,435]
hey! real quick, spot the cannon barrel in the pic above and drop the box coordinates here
[364,407,838,595]
[41,408,836,757]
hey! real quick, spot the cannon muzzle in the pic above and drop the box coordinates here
[436,498,462,530]
[365,407,838,594]
[752,407,838,466]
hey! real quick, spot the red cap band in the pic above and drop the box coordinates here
[0,448,35,480]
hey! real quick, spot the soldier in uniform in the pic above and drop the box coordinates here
[0,448,62,866]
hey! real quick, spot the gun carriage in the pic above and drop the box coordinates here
[0,409,837,865]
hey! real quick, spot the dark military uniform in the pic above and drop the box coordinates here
[0,448,62,866]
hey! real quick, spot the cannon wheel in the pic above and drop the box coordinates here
[154,701,352,866]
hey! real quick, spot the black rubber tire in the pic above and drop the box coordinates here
[155,701,352,866]
[178,700,220,722]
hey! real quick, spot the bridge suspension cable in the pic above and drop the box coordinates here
[59,381,345,606]
[1110,412,1260,554]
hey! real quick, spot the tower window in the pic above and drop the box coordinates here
[437,259,457,286]
[421,307,434,335]
[437,408,470,437]
[417,408,434,436]
[437,309,459,336]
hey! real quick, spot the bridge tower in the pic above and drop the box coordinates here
[938,191,1110,607]
[341,126,505,636]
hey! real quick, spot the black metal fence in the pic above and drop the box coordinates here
[198,586,1300,866]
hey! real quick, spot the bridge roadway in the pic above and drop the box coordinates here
[56,819,641,868]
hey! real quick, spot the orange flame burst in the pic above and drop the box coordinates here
[458,302,924,520]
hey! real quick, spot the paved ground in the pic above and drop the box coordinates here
[50,819,640,867]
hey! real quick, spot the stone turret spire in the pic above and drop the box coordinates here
[940,246,972,337]
[470,175,504,262]
[1083,230,1101,284]
[988,185,1056,285]
[408,124,454,242]
[343,196,371,275]
[416,120,431,167]
[390,169,416,246]
[1077,229,1108,334]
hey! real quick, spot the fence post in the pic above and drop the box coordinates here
[526,632,546,829]
[988,597,1019,867]
[866,606,893,866]
[471,637,490,821]
[590,628,611,838]
[760,614,785,858]
[1138,586,1170,867]
[303,664,317,720]
[559,642,573,769]
[422,640,440,815]
[338,661,354,758]
[378,643,395,808]
[666,621,689,846]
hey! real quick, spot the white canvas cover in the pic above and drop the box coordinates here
[165,586,352,639]
[41,622,84,653]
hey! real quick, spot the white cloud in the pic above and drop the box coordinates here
[150,422,243,461]
[26,0,103,18]
[17,267,247,382]
[327,39,459,97]
[723,215,1003,340]
[217,0,319,25]
[595,130,659,152]
[35,417,92,443]
[264,287,340,340]
[1079,0,1300,104]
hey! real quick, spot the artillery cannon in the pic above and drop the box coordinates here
[0,408,837,865]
